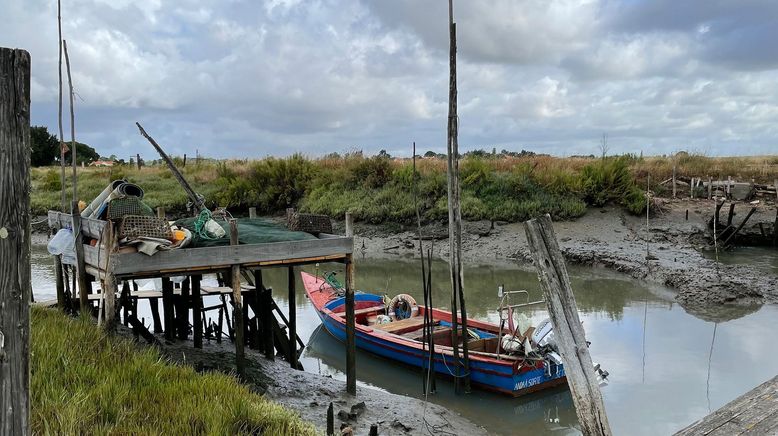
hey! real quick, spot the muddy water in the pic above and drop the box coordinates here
[701,246,778,275]
[31,244,778,435]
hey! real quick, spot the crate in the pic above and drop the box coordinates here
[287,212,332,234]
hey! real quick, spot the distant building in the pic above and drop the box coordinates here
[90,160,115,167]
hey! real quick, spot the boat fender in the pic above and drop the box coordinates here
[388,294,418,320]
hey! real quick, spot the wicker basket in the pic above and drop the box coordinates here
[119,215,173,240]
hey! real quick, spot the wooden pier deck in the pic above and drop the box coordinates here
[675,375,778,435]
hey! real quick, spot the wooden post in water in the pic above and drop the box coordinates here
[287,266,297,368]
[672,162,677,199]
[345,256,356,395]
[149,296,163,333]
[192,274,202,348]
[230,219,246,377]
[524,215,612,436]
[177,278,190,340]
[249,207,257,219]
[727,176,732,199]
[708,176,712,200]
[0,46,31,436]
[55,256,66,310]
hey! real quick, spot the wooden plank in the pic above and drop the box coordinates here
[109,237,353,277]
[525,214,612,436]
[0,46,31,436]
[47,211,105,239]
[675,375,778,435]
[373,317,426,334]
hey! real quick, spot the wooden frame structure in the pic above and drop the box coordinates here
[47,210,358,394]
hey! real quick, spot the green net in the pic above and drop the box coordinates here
[173,217,317,248]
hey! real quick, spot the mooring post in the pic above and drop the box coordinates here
[774,179,778,202]
[287,266,297,368]
[708,176,712,200]
[727,176,732,198]
[345,256,356,395]
[162,277,175,340]
[177,278,190,340]
[249,207,257,219]
[55,255,66,311]
[230,219,246,377]
[0,46,31,436]
[255,270,274,360]
[672,162,677,199]
[156,207,165,220]
[149,296,163,333]
[524,215,612,436]
[345,212,354,237]
[101,220,118,330]
[326,402,334,436]
[192,274,202,348]
[71,199,89,313]
[690,177,695,199]
[727,203,736,227]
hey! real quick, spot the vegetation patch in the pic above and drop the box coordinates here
[31,308,316,435]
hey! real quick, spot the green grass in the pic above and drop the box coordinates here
[31,307,316,435]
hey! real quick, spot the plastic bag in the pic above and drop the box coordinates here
[47,228,76,265]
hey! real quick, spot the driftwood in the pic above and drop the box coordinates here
[525,215,612,436]
[0,46,32,436]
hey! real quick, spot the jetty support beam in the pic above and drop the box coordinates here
[524,214,612,436]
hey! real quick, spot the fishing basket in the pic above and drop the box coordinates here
[118,215,173,240]
[287,212,332,234]
[107,196,154,220]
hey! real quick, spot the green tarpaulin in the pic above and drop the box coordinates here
[173,217,317,248]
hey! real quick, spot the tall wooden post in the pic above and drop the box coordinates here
[177,278,190,340]
[0,46,31,436]
[192,274,202,348]
[524,215,612,436]
[230,219,245,377]
[287,266,297,368]
[157,207,165,220]
[672,162,677,199]
[345,256,356,395]
[100,220,117,330]
[71,201,88,313]
[249,207,257,219]
[136,153,141,170]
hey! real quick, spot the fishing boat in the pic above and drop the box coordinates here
[301,271,573,397]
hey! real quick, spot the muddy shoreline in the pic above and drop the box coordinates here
[340,200,778,314]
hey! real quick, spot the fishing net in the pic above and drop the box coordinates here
[173,217,317,248]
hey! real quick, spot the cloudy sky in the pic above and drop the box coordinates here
[2,0,777,159]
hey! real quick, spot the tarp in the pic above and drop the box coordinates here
[173,217,317,248]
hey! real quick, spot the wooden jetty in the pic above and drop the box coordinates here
[47,210,359,394]
[675,375,778,435]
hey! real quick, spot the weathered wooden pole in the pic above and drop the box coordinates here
[63,40,77,201]
[248,207,257,219]
[176,278,190,340]
[255,270,274,360]
[287,266,297,368]
[57,0,66,213]
[0,47,31,436]
[71,200,88,313]
[192,274,202,348]
[672,162,677,199]
[708,176,712,200]
[345,256,356,395]
[156,207,165,220]
[136,153,141,170]
[345,212,354,238]
[161,278,175,339]
[100,221,117,330]
[326,402,334,436]
[524,215,611,436]
[230,219,245,377]
[54,256,66,310]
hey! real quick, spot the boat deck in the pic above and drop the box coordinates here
[675,375,778,435]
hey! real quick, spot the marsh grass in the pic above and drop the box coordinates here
[32,154,777,221]
[31,308,315,435]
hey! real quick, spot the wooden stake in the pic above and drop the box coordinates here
[0,46,32,435]
[162,277,175,340]
[101,220,117,330]
[326,402,334,436]
[157,207,165,220]
[672,162,677,199]
[345,212,354,237]
[57,0,66,212]
[249,207,257,219]
[63,40,77,201]
[192,274,202,348]
[524,215,612,436]
[345,256,356,395]
[255,270,274,360]
[230,219,245,377]
[149,296,163,333]
[287,266,297,368]
[71,200,88,313]
[55,255,66,311]
[177,278,190,340]
[708,176,712,200]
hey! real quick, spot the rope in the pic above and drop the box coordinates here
[193,208,218,240]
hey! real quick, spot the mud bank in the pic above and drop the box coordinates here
[343,200,778,311]
[134,333,486,435]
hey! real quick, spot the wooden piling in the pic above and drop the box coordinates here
[727,176,732,198]
[287,266,297,368]
[0,46,32,436]
[672,163,677,198]
[230,219,246,377]
[71,200,89,314]
[345,212,354,237]
[162,277,175,340]
[149,296,163,333]
[690,177,695,199]
[55,255,66,311]
[101,220,118,330]
[708,176,712,200]
[345,257,356,395]
[192,274,202,348]
[774,179,778,202]
[722,207,758,248]
[524,215,612,436]
[256,270,274,360]
[326,402,334,436]
[157,207,165,220]
[249,207,257,219]
[727,203,736,227]
[177,278,190,340]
